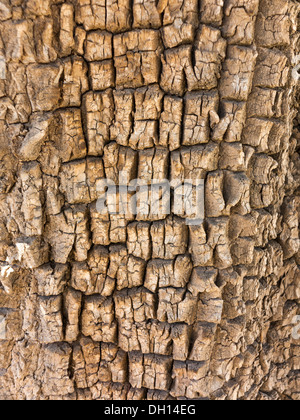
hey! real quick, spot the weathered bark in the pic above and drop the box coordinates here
[0,0,300,400]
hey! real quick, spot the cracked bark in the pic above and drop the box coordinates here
[0,0,300,401]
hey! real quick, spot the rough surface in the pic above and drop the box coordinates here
[0,0,299,401]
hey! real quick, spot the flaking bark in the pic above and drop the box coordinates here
[0,0,299,401]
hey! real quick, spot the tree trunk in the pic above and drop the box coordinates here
[0,0,299,400]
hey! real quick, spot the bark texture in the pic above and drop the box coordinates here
[0,0,300,400]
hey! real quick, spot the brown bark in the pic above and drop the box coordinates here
[0,0,299,400]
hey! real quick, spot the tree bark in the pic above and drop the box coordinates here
[0,0,299,400]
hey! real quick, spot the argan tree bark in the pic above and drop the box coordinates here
[0,0,300,400]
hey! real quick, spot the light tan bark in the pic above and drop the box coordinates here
[0,0,299,400]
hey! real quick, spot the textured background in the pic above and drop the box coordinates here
[0,0,300,400]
